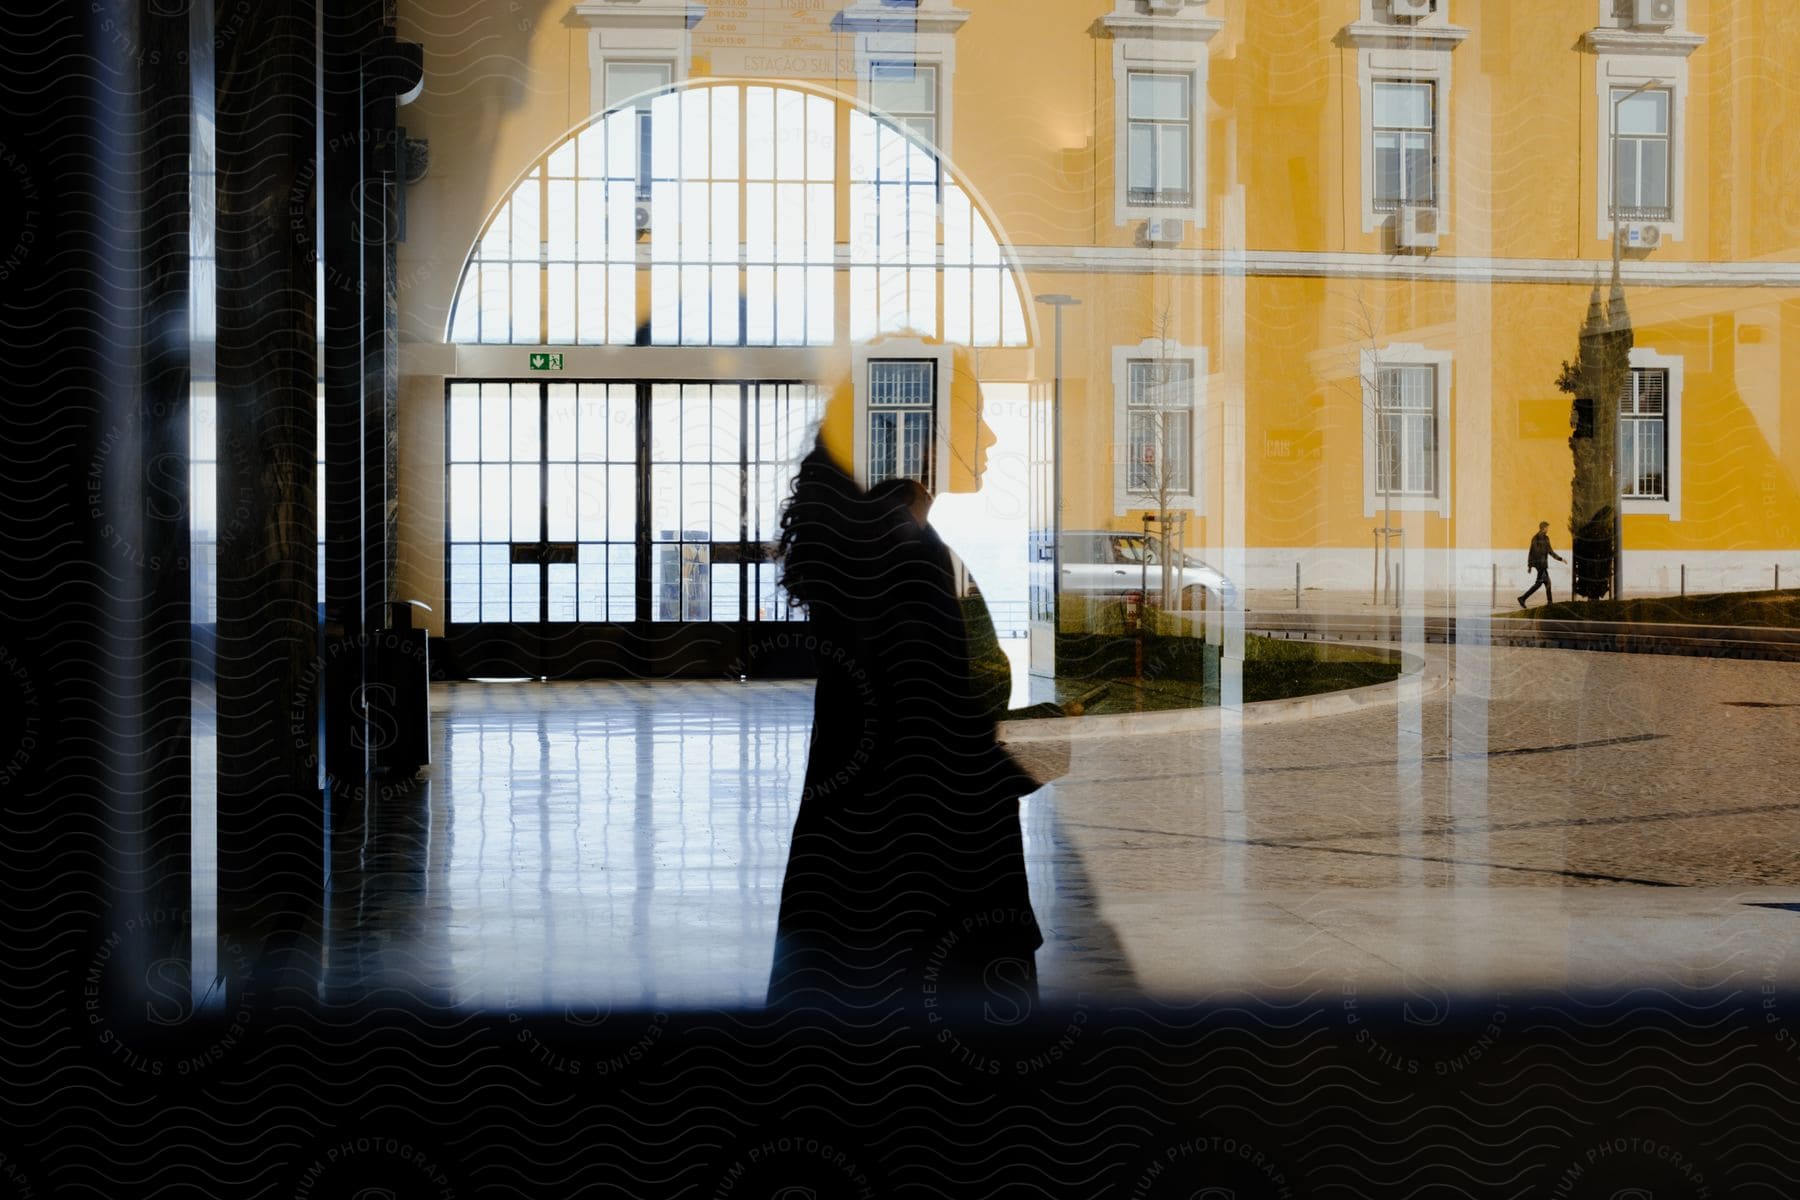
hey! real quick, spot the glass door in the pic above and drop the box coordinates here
[446,381,548,678]
[444,379,822,679]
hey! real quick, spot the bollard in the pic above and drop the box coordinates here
[1491,563,1497,610]
[1372,530,1380,606]
[1778,563,1782,592]
[1680,563,1685,597]
[1295,562,1301,610]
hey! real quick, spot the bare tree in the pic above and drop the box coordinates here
[1135,299,1191,611]
[1335,287,1399,606]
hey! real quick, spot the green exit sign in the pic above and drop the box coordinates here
[529,352,564,371]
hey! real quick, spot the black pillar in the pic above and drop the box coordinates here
[212,0,324,977]
[135,0,198,993]
[320,3,420,834]
[0,0,200,1077]
[321,0,385,826]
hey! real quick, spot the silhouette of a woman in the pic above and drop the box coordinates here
[766,362,1043,1014]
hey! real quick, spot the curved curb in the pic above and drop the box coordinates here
[997,648,1439,743]
[1243,611,1800,661]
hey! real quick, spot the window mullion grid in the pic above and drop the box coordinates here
[538,383,549,628]
[539,167,550,343]
[738,85,750,347]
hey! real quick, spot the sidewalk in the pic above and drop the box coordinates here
[1241,585,1669,616]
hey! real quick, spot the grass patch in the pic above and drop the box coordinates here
[1499,588,1800,627]
[1038,628,1402,714]
[1242,633,1402,703]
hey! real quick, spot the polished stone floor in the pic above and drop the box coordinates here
[321,646,1800,1009]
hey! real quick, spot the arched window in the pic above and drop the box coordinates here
[446,80,1029,349]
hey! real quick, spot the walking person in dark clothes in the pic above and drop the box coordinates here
[1518,521,1565,608]
[767,346,1055,1015]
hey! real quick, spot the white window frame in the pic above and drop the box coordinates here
[1594,58,1686,242]
[1370,77,1437,212]
[864,58,941,148]
[852,339,954,492]
[1354,51,1454,235]
[1122,69,1197,214]
[1343,3,1465,235]
[1102,2,1222,230]
[572,1,695,123]
[846,0,968,155]
[1608,85,1673,222]
[1112,55,1204,228]
[1112,339,1206,517]
[1585,9,1703,244]
[1360,343,1451,518]
[602,61,674,202]
[1622,346,1682,519]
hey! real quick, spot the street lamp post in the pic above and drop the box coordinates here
[1609,79,1657,601]
[1035,293,1081,650]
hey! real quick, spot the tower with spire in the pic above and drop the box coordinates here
[1559,253,1633,600]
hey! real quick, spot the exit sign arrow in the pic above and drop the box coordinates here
[529,352,564,371]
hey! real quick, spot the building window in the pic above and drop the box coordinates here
[1375,364,1438,497]
[1103,6,1221,228]
[1372,80,1435,210]
[604,62,672,202]
[869,60,937,145]
[1585,7,1701,241]
[1113,339,1205,515]
[867,359,937,486]
[1126,70,1193,207]
[1126,358,1195,495]
[1610,86,1671,221]
[1346,11,1465,235]
[1620,367,1668,499]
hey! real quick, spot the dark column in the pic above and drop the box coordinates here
[319,4,420,841]
[363,38,423,626]
[0,0,198,1083]
[0,2,108,1125]
[321,0,385,828]
[135,0,197,993]
[212,0,323,978]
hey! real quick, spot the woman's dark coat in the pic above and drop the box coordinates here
[766,455,1042,1012]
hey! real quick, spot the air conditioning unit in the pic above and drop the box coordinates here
[1633,0,1676,29]
[1390,0,1435,19]
[1623,222,1662,249]
[634,204,651,236]
[1144,217,1187,245]
[1395,205,1440,250]
[1144,0,1188,12]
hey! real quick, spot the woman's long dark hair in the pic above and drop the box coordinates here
[776,440,917,618]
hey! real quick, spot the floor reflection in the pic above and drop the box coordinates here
[321,680,1135,1009]
[315,646,1800,1009]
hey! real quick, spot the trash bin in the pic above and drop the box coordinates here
[370,599,431,777]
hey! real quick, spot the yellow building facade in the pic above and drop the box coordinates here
[394,0,1800,664]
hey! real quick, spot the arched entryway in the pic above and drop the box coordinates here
[440,79,1034,679]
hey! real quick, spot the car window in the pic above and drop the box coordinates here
[1060,533,1104,562]
[1101,536,1159,564]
